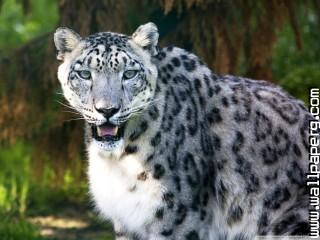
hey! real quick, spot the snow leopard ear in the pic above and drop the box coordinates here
[131,22,159,56]
[54,27,81,61]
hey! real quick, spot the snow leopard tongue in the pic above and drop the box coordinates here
[97,124,119,137]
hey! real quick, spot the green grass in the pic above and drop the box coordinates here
[0,141,32,214]
[0,213,43,240]
[0,141,106,240]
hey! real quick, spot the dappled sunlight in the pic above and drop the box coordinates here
[28,214,113,240]
[28,216,90,230]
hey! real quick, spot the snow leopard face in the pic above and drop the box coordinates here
[54,23,159,151]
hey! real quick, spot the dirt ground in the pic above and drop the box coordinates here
[28,209,114,240]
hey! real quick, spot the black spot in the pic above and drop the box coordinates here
[286,161,304,186]
[148,106,159,120]
[227,205,243,226]
[87,56,92,65]
[158,51,166,60]
[290,222,309,235]
[175,203,187,225]
[129,121,148,141]
[183,152,195,171]
[163,192,174,208]
[221,97,229,107]
[167,63,174,72]
[161,76,168,84]
[212,133,221,150]
[167,46,173,51]
[185,230,199,240]
[261,145,278,165]
[273,213,300,235]
[264,186,291,210]
[171,57,181,67]
[175,124,186,146]
[232,85,252,121]
[155,208,164,219]
[257,212,269,235]
[213,84,222,94]
[273,127,291,156]
[191,194,201,211]
[151,132,161,147]
[186,100,199,136]
[183,59,196,72]
[161,66,167,73]
[173,175,181,192]
[125,145,138,154]
[232,132,244,154]
[246,174,260,193]
[186,107,192,120]
[208,87,214,97]
[265,171,278,183]
[293,143,302,157]
[200,209,207,221]
[153,164,166,179]
[167,152,178,170]
[181,54,188,60]
[146,154,154,162]
[161,229,173,236]
[194,78,202,95]
[216,180,228,209]
[200,124,214,156]
[254,111,272,141]
[206,107,222,124]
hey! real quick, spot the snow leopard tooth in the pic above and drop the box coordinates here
[114,127,119,136]
[97,127,102,137]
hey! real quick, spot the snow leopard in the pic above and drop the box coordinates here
[54,22,317,239]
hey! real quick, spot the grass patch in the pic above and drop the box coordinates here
[0,213,43,240]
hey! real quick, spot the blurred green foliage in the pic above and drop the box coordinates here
[0,0,58,52]
[0,142,31,215]
[0,141,88,215]
[0,213,43,240]
[273,9,320,103]
[0,142,89,239]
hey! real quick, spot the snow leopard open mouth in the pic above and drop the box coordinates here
[91,122,125,142]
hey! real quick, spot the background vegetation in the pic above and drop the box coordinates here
[0,0,319,239]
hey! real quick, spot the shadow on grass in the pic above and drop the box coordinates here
[1,208,114,240]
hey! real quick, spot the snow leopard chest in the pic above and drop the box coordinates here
[87,142,164,233]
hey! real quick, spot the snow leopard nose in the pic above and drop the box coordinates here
[95,106,120,118]
[94,100,120,118]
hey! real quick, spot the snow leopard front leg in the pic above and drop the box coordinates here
[114,217,173,240]
[113,222,131,240]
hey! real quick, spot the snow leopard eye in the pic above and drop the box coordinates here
[123,70,138,80]
[77,70,91,80]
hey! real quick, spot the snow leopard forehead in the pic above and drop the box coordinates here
[71,32,143,74]
[84,32,129,49]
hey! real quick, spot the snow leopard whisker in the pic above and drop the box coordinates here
[56,100,79,111]
[63,117,86,122]
[62,110,83,116]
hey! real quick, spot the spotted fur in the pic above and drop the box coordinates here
[54,23,318,239]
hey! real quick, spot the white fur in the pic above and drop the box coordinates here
[87,142,164,233]
[132,22,159,48]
